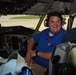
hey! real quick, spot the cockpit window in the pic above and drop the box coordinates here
[0,15,40,30]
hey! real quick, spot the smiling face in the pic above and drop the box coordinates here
[48,16,62,34]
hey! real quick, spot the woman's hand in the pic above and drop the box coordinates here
[24,52,31,65]
[30,51,36,58]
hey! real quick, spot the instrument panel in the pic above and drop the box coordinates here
[0,26,34,53]
[5,34,28,52]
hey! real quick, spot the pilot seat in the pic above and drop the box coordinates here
[47,28,76,75]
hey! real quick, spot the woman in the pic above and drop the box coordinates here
[24,11,67,75]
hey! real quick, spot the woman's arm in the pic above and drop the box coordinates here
[31,51,53,60]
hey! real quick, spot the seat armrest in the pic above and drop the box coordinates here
[51,55,60,64]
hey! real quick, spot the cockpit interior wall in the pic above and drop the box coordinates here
[35,0,76,2]
[0,0,76,15]
[54,0,76,2]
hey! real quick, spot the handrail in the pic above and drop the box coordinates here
[34,14,46,34]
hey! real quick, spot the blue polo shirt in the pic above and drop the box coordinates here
[32,28,66,67]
